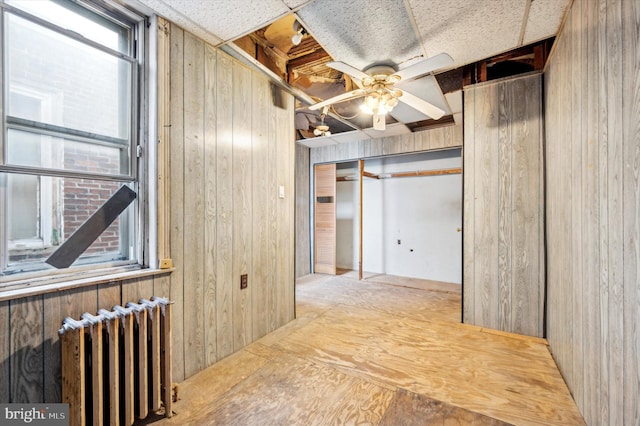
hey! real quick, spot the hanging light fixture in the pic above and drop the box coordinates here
[291,20,306,46]
[313,106,331,137]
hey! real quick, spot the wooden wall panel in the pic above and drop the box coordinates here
[121,277,155,303]
[462,73,544,338]
[10,296,43,402]
[43,286,97,402]
[621,1,640,424]
[157,17,171,260]
[168,23,186,383]
[232,61,253,350]
[545,0,640,423]
[203,45,218,366]
[287,96,296,321]
[97,281,121,309]
[581,1,601,422]
[276,90,295,327]
[153,274,171,300]
[0,301,9,402]
[215,51,234,360]
[295,144,311,278]
[267,82,279,334]
[252,74,270,339]
[508,76,544,336]
[473,82,500,330]
[462,90,475,324]
[182,31,206,378]
[161,23,295,378]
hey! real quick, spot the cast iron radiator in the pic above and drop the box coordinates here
[58,296,173,425]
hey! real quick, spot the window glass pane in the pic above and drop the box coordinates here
[6,12,132,140]
[7,174,38,241]
[7,129,129,176]
[5,0,130,54]
[3,173,135,274]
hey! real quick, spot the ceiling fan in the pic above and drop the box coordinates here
[308,53,454,131]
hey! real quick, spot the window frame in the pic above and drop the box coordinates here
[0,0,152,285]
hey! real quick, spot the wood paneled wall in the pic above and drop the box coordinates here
[295,145,311,277]
[160,21,295,382]
[462,73,545,338]
[544,0,639,424]
[309,124,462,165]
[0,274,170,403]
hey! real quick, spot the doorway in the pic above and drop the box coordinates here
[316,148,462,285]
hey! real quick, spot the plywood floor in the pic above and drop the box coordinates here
[148,274,584,425]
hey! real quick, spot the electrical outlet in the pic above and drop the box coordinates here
[240,274,248,289]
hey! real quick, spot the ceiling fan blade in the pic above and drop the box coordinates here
[392,53,454,82]
[308,89,367,111]
[399,91,445,120]
[326,61,369,84]
[373,113,386,131]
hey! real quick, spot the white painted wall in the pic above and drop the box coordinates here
[362,178,384,274]
[336,149,462,283]
[336,179,358,269]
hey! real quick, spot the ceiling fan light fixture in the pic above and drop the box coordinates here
[360,88,400,116]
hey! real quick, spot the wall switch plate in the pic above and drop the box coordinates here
[397,240,401,245]
[278,185,285,199]
[240,274,248,289]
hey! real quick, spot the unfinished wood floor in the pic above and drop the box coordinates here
[149,273,584,425]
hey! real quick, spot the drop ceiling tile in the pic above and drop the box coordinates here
[138,0,292,44]
[283,0,315,9]
[407,0,528,68]
[137,0,223,45]
[363,123,410,138]
[297,0,423,71]
[523,0,571,44]
[330,130,370,143]
[297,136,338,148]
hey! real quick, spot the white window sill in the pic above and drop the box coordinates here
[0,267,174,302]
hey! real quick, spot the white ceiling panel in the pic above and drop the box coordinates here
[282,0,316,9]
[297,136,338,148]
[136,0,223,45]
[523,0,571,45]
[407,0,528,68]
[330,130,370,144]
[297,0,423,70]
[137,0,293,44]
[363,123,410,139]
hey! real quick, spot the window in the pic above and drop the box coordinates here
[0,0,146,278]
